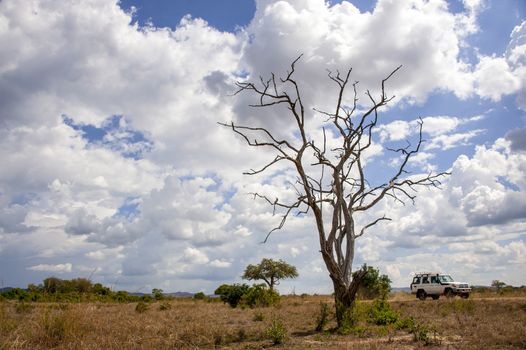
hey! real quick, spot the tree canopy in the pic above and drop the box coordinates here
[242,258,298,291]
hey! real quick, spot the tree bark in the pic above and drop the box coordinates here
[332,268,367,327]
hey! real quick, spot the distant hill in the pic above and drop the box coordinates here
[128,291,195,298]
[0,287,14,293]
[166,292,195,298]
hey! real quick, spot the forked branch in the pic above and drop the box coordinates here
[221,56,450,293]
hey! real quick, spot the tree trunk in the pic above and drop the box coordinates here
[332,269,367,328]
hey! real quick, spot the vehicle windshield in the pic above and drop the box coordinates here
[438,275,454,283]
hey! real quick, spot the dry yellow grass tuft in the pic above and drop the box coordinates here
[0,293,525,349]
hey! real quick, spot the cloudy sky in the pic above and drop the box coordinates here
[1,0,525,294]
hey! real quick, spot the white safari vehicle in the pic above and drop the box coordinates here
[410,272,471,300]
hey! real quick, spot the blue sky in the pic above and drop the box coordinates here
[0,0,525,293]
[120,0,256,32]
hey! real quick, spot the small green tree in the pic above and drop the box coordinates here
[194,291,206,300]
[353,265,391,300]
[242,258,298,291]
[491,280,506,293]
[152,288,164,300]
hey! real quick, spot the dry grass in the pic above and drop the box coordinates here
[1,293,525,349]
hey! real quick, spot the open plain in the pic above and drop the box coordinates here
[1,292,525,350]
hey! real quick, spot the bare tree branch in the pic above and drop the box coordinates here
[221,57,449,326]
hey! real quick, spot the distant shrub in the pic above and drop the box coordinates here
[194,292,206,300]
[214,284,250,308]
[159,302,171,311]
[214,283,279,309]
[265,317,287,345]
[315,302,330,332]
[93,283,111,296]
[2,288,29,301]
[152,288,164,301]
[114,291,130,303]
[135,301,148,313]
[241,284,279,308]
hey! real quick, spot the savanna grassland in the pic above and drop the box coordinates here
[1,292,525,350]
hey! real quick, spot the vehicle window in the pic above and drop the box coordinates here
[439,275,453,283]
[430,276,438,284]
[412,276,421,284]
[422,276,429,284]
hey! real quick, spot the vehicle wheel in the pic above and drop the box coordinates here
[432,295,439,300]
[460,293,469,299]
[445,289,454,299]
[417,290,426,301]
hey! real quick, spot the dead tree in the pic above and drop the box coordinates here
[220,56,449,326]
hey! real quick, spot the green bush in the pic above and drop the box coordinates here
[194,292,206,300]
[409,322,439,345]
[353,265,391,300]
[395,316,438,345]
[265,317,287,345]
[214,284,250,308]
[0,278,158,303]
[135,301,149,313]
[141,295,153,302]
[214,283,280,308]
[395,316,416,331]
[335,301,364,334]
[93,283,111,296]
[315,302,330,332]
[152,288,164,300]
[159,302,171,311]
[241,284,279,308]
[2,288,29,301]
[368,299,399,325]
[114,291,130,303]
